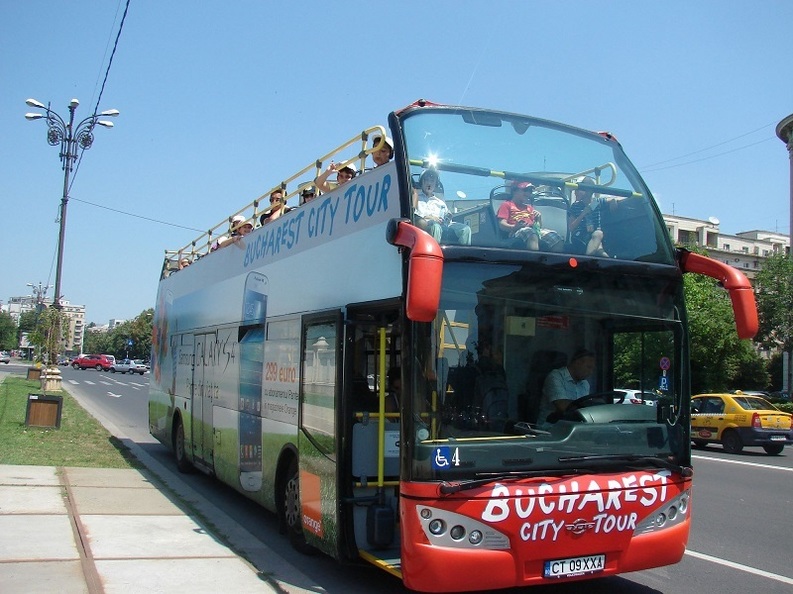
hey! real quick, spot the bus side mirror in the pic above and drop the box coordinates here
[386,219,444,323]
[678,249,758,339]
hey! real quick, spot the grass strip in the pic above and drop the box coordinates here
[0,376,141,468]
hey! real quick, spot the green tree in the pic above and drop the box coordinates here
[684,273,764,393]
[18,310,38,335]
[82,309,153,360]
[754,253,793,352]
[83,327,112,355]
[0,311,17,350]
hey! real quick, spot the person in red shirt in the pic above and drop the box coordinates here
[497,181,541,250]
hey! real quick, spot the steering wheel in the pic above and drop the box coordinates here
[553,391,621,423]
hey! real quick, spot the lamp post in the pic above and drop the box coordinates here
[24,98,119,310]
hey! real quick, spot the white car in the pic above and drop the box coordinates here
[0,351,10,364]
[110,358,149,375]
[614,389,658,406]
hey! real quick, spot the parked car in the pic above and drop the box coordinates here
[691,392,793,455]
[72,354,116,371]
[0,351,10,364]
[614,389,658,406]
[110,358,148,375]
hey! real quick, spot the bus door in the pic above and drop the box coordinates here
[297,311,343,557]
[344,305,402,566]
[192,332,215,467]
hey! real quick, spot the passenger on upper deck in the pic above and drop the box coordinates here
[412,169,471,245]
[212,215,252,250]
[497,181,542,250]
[299,185,316,205]
[260,189,291,225]
[314,162,357,194]
[568,177,614,257]
[371,135,394,167]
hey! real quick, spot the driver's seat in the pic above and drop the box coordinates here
[523,350,567,424]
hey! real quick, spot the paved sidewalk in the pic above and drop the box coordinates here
[0,465,289,593]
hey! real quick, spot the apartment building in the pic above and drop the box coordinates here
[663,214,790,280]
[4,296,85,356]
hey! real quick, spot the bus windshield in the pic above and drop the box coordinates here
[401,107,675,264]
[408,261,687,480]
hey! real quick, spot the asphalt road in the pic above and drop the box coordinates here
[12,364,793,593]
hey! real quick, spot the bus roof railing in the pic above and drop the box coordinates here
[162,125,388,276]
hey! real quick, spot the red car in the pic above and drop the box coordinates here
[72,354,116,371]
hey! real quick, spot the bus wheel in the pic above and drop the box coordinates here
[282,458,314,554]
[174,418,193,473]
[721,430,743,454]
[763,444,784,455]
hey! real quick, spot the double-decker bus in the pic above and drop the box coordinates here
[149,100,757,592]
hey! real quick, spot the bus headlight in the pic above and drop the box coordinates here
[416,505,509,550]
[429,519,446,535]
[634,489,691,535]
[449,525,465,541]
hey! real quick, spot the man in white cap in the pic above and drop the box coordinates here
[211,215,252,250]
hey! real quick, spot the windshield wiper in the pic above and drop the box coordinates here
[556,454,692,477]
[439,468,590,495]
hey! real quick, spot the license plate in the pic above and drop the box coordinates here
[544,554,605,578]
[770,435,785,441]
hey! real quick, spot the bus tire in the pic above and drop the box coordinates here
[721,430,743,454]
[282,458,314,555]
[763,444,784,455]
[174,417,194,473]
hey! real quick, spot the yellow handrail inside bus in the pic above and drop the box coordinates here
[377,326,387,489]
[162,125,388,275]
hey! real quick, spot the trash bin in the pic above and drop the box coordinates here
[26,368,42,381]
[25,394,63,429]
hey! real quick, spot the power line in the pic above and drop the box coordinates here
[78,196,205,233]
[641,137,774,173]
[92,0,131,118]
[69,0,132,193]
[69,196,205,232]
[640,121,776,170]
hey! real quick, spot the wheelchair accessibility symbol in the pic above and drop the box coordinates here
[432,447,451,469]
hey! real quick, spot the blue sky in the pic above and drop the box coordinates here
[2,1,792,325]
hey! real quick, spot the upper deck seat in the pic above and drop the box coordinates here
[490,185,570,250]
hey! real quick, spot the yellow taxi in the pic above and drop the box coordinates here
[690,392,793,455]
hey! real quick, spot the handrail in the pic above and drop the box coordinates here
[161,125,388,276]
[561,162,618,187]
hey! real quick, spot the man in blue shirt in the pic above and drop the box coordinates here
[537,348,595,426]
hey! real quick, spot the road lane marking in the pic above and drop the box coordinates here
[107,392,121,398]
[685,550,793,585]
[99,381,112,386]
[68,380,79,385]
[84,380,95,385]
[692,454,793,473]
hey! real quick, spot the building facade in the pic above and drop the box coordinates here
[3,296,85,356]
[663,214,790,280]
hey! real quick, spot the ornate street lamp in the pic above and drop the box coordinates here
[24,98,119,310]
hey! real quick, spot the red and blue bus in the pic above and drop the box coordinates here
[150,100,757,591]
